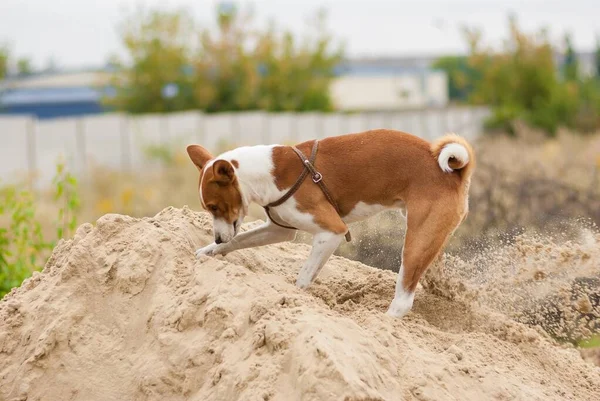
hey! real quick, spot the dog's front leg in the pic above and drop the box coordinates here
[196,221,296,258]
[296,231,344,289]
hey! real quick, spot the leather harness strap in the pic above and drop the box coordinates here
[264,140,351,242]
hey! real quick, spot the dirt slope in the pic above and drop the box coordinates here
[1,207,599,401]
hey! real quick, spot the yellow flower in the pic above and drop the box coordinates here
[96,198,114,214]
[121,188,134,208]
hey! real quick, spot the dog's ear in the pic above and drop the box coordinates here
[186,145,213,171]
[212,160,235,184]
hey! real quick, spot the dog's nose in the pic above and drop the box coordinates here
[215,235,223,244]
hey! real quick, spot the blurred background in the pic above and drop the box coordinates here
[1,0,599,360]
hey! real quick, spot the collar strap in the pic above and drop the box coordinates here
[264,140,351,242]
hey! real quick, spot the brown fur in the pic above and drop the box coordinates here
[187,145,243,224]
[272,129,474,291]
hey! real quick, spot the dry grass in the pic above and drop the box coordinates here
[456,125,600,250]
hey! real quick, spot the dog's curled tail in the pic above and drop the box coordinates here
[431,134,475,179]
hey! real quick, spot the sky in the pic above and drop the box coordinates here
[1,0,599,70]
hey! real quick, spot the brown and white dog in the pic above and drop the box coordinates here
[186,129,474,318]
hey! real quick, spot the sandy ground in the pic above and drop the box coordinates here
[1,207,599,401]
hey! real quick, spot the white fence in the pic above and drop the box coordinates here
[0,107,490,186]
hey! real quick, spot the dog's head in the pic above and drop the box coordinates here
[187,145,245,244]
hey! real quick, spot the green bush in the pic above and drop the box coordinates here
[0,162,80,298]
[53,161,81,240]
[0,187,50,296]
[431,55,479,102]
[104,5,343,114]
[435,16,600,135]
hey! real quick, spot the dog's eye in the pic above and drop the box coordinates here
[208,205,218,212]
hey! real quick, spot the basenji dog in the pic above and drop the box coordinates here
[186,129,474,318]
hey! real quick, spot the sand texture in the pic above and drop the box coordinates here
[1,207,599,401]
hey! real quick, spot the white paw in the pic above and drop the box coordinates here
[295,276,311,289]
[386,307,408,319]
[386,295,414,318]
[195,243,224,258]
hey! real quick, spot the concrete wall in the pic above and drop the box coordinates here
[0,107,490,187]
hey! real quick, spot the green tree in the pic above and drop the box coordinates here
[17,58,32,76]
[255,9,344,112]
[434,16,600,134]
[193,5,262,112]
[107,5,343,114]
[463,16,585,134]
[194,5,343,112]
[0,46,9,79]
[563,34,579,81]
[104,8,197,113]
[431,55,479,102]
[595,35,600,78]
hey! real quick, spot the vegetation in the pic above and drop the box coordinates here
[53,161,81,240]
[0,45,8,79]
[596,36,600,77]
[0,162,79,298]
[0,45,33,78]
[562,34,579,81]
[431,55,478,102]
[579,335,600,349]
[434,16,600,135]
[0,186,50,297]
[104,5,343,114]
[105,9,196,113]
[16,57,33,76]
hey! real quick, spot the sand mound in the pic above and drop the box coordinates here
[1,207,599,401]
[429,229,600,343]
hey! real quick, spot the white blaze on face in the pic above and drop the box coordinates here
[213,216,235,243]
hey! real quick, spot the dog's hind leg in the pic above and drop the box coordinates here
[196,221,296,258]
[386,200,460,318]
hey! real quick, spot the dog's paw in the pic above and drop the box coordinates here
[195,243,224,258]
[295,276,311,289]
[385,296,414,319]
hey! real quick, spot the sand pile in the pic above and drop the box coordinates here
[426,227,600,343]
[1,207,599,401]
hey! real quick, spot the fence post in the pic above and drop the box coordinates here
[232,113,241,144]
[75,117,87,180]
[262,112,270,144]
[384,111,393,129]
[160,114,169,144]
[339,112,348,135]
[291,113,298,143]
[196,112,204,144]
[316,112,325,139]
[26,117,37,189]
[420,109,429,139]
[120,114,131,172]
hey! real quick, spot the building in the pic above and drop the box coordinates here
[332,58,448,110]
[0,70,111,119]
[0,57,449,119]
